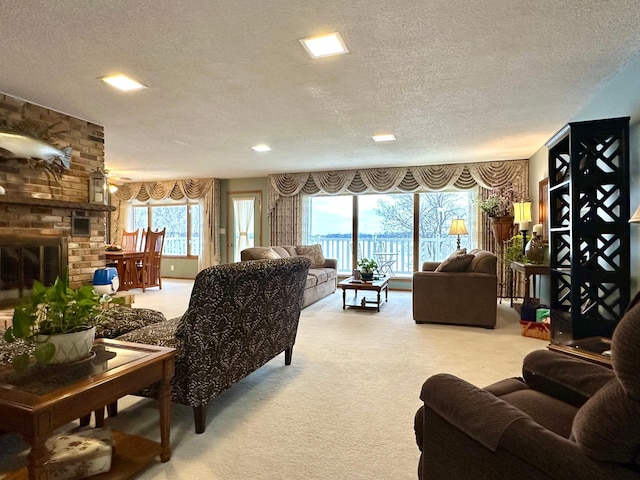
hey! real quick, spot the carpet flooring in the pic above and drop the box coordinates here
[0,284,545,479]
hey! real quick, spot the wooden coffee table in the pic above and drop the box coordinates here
[339,277,389,312]
[0,338,175,480]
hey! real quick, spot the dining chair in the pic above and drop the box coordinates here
[138,228,166,292]
[121,229,139,252]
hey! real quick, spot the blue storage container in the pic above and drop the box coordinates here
[93,267,119,295]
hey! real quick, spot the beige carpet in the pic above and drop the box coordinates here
[0,284,545,479]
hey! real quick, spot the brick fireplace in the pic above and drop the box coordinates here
[0,93,111,292]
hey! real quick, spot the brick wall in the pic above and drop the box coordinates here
[0,93,107,286]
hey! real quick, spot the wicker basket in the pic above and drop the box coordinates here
[520,320,551,341]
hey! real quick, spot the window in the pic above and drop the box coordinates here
[303,190,477,276]
[304,195,353,272]
[132,202,201,257]
[359,193,413,276]
[417,191,475,266]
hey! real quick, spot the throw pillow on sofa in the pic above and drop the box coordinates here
[435,253,475,272]
[260,247,281,260]
[448,248,467,258]
[296,244,325,268]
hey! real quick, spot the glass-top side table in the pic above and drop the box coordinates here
[0,338,175,480]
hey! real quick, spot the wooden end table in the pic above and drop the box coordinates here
[0,338,175,480]
[509,261,550,308]
[339,277,389,312]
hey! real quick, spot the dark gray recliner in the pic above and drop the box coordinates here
[414,295,640,479]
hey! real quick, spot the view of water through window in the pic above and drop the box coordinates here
[303,191,477,276]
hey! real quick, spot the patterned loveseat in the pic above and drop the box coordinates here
[241,245,337,308]
[117,256,311,433]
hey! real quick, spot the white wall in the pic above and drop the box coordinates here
[527,53,640,296]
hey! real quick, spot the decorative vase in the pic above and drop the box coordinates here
[525,233,545,264]
[36,327,96,365]
[489,216,515,245]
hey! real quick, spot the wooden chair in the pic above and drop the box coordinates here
[116,229,140,289]
[121,229,139,252]
[138,228,165,292]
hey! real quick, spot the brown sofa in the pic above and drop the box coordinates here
[412,248,497,328]
[414,295,640,479]
[241,245,337,308]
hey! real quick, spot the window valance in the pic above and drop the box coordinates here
[111,178,220,270]
[115,178,214,202]
[267,160,528,214]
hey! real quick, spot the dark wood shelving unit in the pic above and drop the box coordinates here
[546,117,630,343]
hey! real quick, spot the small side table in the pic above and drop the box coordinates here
[510,261,550,307]
[0,339,175,480]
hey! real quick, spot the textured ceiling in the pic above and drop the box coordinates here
[2,1,640,181]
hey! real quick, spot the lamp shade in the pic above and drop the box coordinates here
[630,205,640,223]
[513,202,532,224]
[448,219,468,235]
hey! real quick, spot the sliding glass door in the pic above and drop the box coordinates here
[303,189,478,276]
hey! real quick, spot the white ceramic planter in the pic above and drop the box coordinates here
[36,326,96,365]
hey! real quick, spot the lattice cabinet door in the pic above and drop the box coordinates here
[546,117,630,343]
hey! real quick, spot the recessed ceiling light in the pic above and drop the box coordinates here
[251,144,271,152]
[372,134,396,142]
[100,74,147,92]
[300,32,349,59]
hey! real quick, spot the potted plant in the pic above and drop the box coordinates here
[357,258,379,281]
[3,276,111,371]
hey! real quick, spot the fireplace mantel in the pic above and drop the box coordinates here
[0,196,116,212]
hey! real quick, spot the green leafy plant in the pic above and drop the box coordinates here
[357,258,379,274]
[505,234,524,264]
[3,276,110,370]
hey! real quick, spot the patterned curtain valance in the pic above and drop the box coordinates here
[267,160,528,213]
[115,178,215,202]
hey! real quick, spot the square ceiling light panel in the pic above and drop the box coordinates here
[100,74,147,92]
[372,134,396,142]
[251,144,272,152]
[300,32,349,59]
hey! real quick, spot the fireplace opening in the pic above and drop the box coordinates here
[0,236,68,308]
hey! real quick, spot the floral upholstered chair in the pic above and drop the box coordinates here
[117,256,311,433]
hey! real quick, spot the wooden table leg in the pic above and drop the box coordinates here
[376,289,381,312]
[342,288,346,309]
[95,406,105,428]
[27,432,49,480]
[524,273,531,304]
[158,359,173,462]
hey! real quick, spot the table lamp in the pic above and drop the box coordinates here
[448,218,468,249]
[513,201,532,256]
